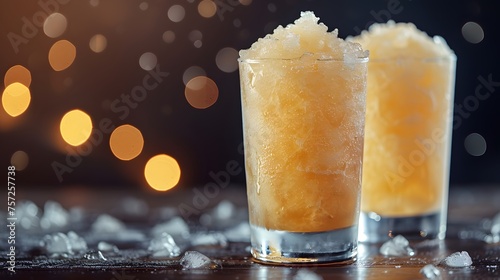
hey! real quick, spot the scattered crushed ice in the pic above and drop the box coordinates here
[199,200,240,227]
[97,241,119,253]
[91,214,126,233]
[119,197,149,217]
[40,232,72,255]
[83,250,107,261]
[68,207,85,224]
[379,235,415,256]
[224,222,251,242]
[191,232,228,247]
[180,251,219,269]
[151,216,190,238]
[40,201,69,231]
[491,212,500,235]
[148,232,180,257]
[17,200,40,230]
[484,212,500,244]
[212,200,235,220]
[420,264,441,279]
[293,268,323,280]
[442,251,473,267]
[67,231,87,252]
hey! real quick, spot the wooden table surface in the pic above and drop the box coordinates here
[1,185,499,279]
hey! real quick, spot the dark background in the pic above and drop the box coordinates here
[0,0,499,192]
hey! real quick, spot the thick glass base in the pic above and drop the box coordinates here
[250,224,358,264]
[358,211,446,243]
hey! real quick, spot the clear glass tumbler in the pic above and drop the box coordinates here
[358,55,457,243]
[239,56,368,264]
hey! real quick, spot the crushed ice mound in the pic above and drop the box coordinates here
[40,232,73,255]
[151,216,190,238]
[379,235,415,256]
[148,232,180,257]
[199,200,247,228]
[40,231,88,256]
[17,200,40,230]
[180,251,219,269]
[349,20,454,59]
[40,201,69,231]
[442,251,473,267]
[239,11,366,61]
[485,212,500,244]
[293,268,323,280]
[224,222,251,242]
[211,200,234,220]
[190,232,228,247]
[91,214,126,233]
[118,197,149,217]
[420,264,441,279]
[67,231,87,252]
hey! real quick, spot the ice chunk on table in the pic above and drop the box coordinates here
[293,268,323,280]
[40,201,69,231]
[379,235,415,256]
[40,232,72,255]
[148,232,180,257]
[442,251,473,267]
[83,250,107,261]
[91,214,126,233]
[180,251,219,269]
[420,264,441,279]
[151,216,190,238]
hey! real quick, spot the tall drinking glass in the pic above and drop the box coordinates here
[239,56,368,264]
[359,55,456,242]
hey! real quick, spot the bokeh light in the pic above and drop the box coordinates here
[189,30,203,48]
[139,2,149,11]
[462,21,484,44]
[2,82,31,117]
[11,151,29,171]
[139,52,157,71]
[185,76,219,109]
[144,154,181,191]
[162,30,175,43]
[183,66,206,86]
[168,5,185,23]
[60,109,93,146]
[48,40,77,71]
[89,34,107,53]
[215,47,238,73]
[198,0,217,18]
[4,65,32,87]
[267,3,277,12]
[43,13,67,38]
[109,124,144,161]
[89,0,99,7]
[464,133,487,156]
[233,19,242,28]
